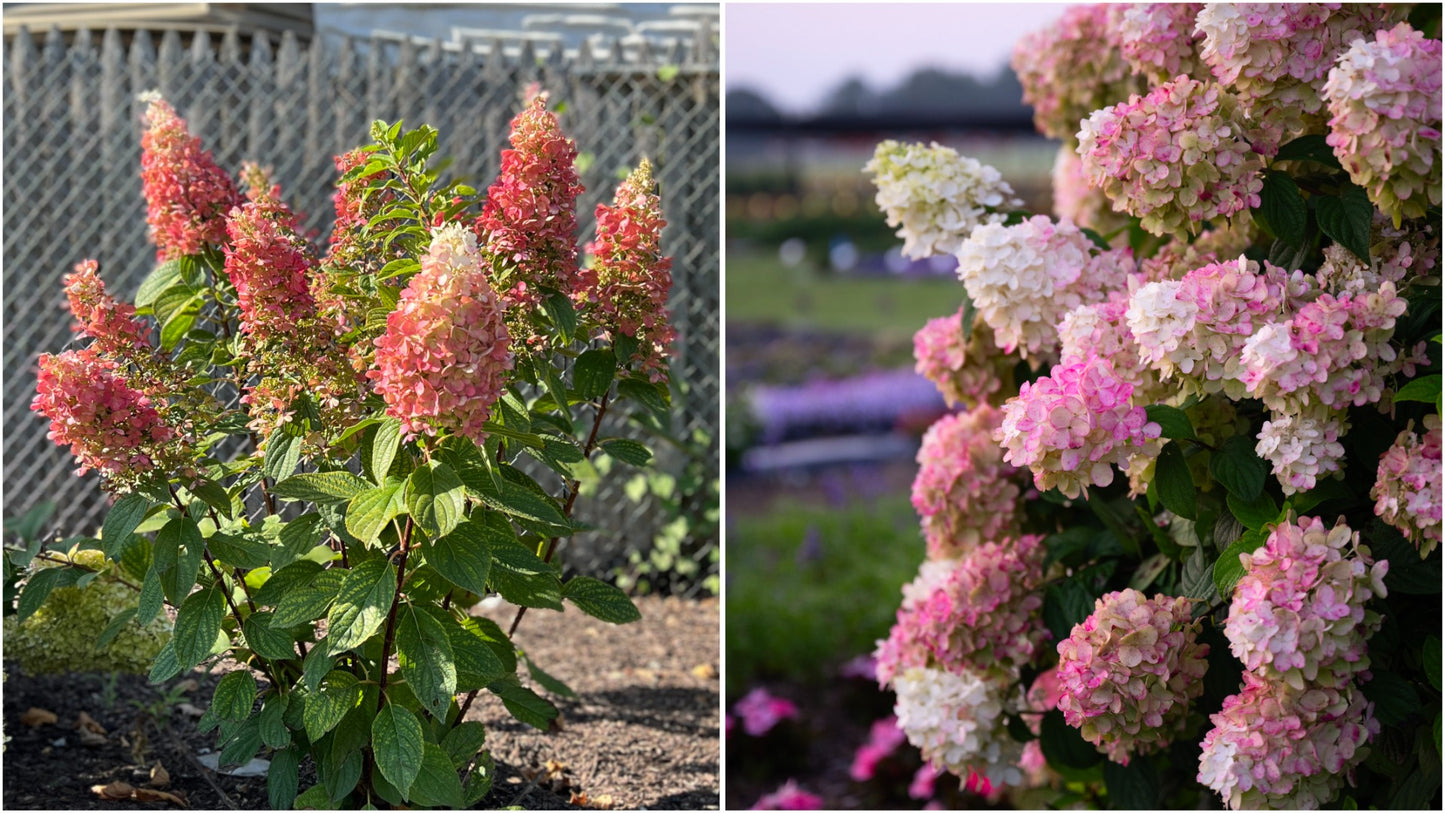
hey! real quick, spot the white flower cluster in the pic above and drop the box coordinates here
[892,665,1026,787]
[865,140,1021,259]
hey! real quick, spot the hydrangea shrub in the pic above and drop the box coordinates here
[20,95,679,809]
[867,4,1441,809]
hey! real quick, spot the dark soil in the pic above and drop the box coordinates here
[2,596,719,810]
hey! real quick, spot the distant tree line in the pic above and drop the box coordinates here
[728,66,1031,125]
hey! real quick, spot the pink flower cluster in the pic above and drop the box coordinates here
[997,354,1161,499]
[1226,516,1387,691]
[1077,76,1263,238]
[1012,5,1141,144]
[1373,415,1443,558]
[1050,145,1124,235]
[1054,590,1210,764]
[1195,3,1401,151]
[63,260,152,357]
[1107,3,1208,85]
[954,216,1132,361]
[581,159,677,383]
[733,687,799,738]
[1058,292,1163,401]
[910,406,1021,559]
[475,97,584,315]
[913,310,1011,409]
[1198,674,1379,810]
[751,780,822,810]
[368,224,512,445]
[1324,22,1443,225]
[849,716,907,781]
[31,349,178,488]
[138,94,241,261]
[1255,408,1349,495]
[223,184,318,345]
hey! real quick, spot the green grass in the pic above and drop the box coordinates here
[726,251,966,337]
[725,494,923,691]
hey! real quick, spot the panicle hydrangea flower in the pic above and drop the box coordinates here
[1054,590,1210,764]
[1077,76,1263,238]
[875,559,956,686]
[1226,516,1387,690]
[475,97,584,313]
[733,687,799,738]
[890,665,1025,788]
[955,216,1132,361]
[1324,22,1443,225]
[1255,406,1349,494]
[883,537,1049,682]
[864,141,1021,259]
[751,780,823,810]
[1373,415,1444,558]
[913,310,1012,409]
[1050,145,1127,235]
[1198,673,1379,810]
[63,260,152,357]
[581,159,677,383]
[369,224,512,445]
[31,349,180,489]
[1136,219,1261,283]
[1107,3,1209,85]
[1196,4,1403,152]
[223,182,318,344]
[997,353,1161,499]
[138,93,241,261]
[1012,5,1143,145]
[911,406,1021,559]
[850,716,907,781]
[1059,291,1167,401]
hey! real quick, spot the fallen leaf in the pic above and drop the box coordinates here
[174,679,200,693]
[543,759,569,778]
[76,711,107,735]
[176,703,206,718]
[78,728,108,747]
[20,707,58,727]
[92,781,135,800]
[133,787,188,807]
[690,663,717,680]
[148,762,171,789]
[570,791,618,809]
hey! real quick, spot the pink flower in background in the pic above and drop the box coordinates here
[838,654,877,681]
[223,182,318,345]
[475,96,584,312]
[1198,674,1379,810]
[733,687,799,737]
[1324,22,1443,224]
[1106,3,1208,85]
[1077,76,1262,238]
[850,716,906,781]
[138,93,241,261]
[910,405,1021,559]
[1226,516,1387,690]
[1373,415,1444,558]
[1055,590,1210,764]
[908,762,941,799]
[751,780,823,810]
[582,159,677,382]
[1012,5,1141,144]
[63,260,152,357]
[369,224,512,445]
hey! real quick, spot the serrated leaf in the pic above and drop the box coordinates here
[303,671,361,742]
[1144,404,1195,441]
[254,559,322,606]
[16,566,82,623]
[268,747,300,810]
[488,678,558,731]
[449,617,509,691]
[490,542,563,610]
[369,418,403,484]
[325,558,397,654]
[148,640,183,684]
[562,576,640,624]
[1155,441,1198,521]
[102,494,153,559]
[272,471,371,504]
[574,349,617,400]
[275,513,325,567]
[1317,184,1373,262]
[1210,435,1267,501]
[523,653,577,698]
[1362,670,1420,727]
[617,377,669,418]
[409,741,466,808]
[213,669,258,721]
[207,530,272,570]
[1040,709,1102,769]
[271,569,345,628]
[345,482,405,544]
[264,429,302,482]
[174,586,227,671]
[1044,580,1095,643]
[243,612,300,661]
[135,259,186,307]
[137,568,164,626]
[599,437,652,467]
[1395,374,1442,405]
[407,461,465,540]
[1214,529,1268,600]
[1227,490,1280,531]
[396,603,457,720]
[1180,548,1216,601]
[543,293,578,345]
[442,721,487,768]
[1256,170,1307,246]
[427,517,495,597]
[373,704,425,798]
[1272,134,1343,168]
[1103,756,1159,809]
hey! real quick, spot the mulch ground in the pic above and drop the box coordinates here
[2,596,719,810]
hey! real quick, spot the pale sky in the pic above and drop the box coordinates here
[725,2,1072,113]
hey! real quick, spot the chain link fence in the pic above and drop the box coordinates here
[2,24,719,595]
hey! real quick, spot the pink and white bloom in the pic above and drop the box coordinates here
[910,406,1021,559]
[890,665,1025,788]
[138,93,241,261]
[864,140,1020,259]
[1373,415,1443,558]
[1107,3,1208,85]
[1012,5,1141,144]
[751,780,823,810]
[1255,407,1349,494]
[913,310,1011,409]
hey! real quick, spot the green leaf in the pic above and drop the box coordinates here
[369,418,403,484]
[243,612,300,661]
[599,437,652,467]
[562,576,640,624]
[488,677,558,731]
[268,747,300,810]
[95,607,138,650]
[408,741,466,809]
[1396,374,1442,406]
[372,703,426,799]
[1180,548,1216,601]
[325,558,397,654]
[137,568,164,626]
[302,671,363,743]
[158,291,202,351]
[1040,709,1102,769]
[1272,134,1343,169]
[147,640,183,684]
[293,784,331,810]
[574,349,617,400]
[271,569,346,628]
[1103,757,1159,809]
[427,517,495,597]
[1155,441,1198,521]
[1044,580,1095,643]
[617,377,670,420]
[1143,405,1195,441]
[490,541,564,610]
[1426,637,1442,692]
[254,559,322,606]
[272,471,371,504]
[174,586,227,671]
[1214,529,1268,600]
[264,429,302,482]
[275,513,325,567]
[102,494,153,559]
[345,482,405,544]
[16,566,82,623]
[442,721,487,768]
[1210,435,1267,501]
[207,531,272,570]
[1255,170,1307,246]
[656,63,680,82]
[395,603,457,720]
[212,669,258,721]
[542,363,575,432]
[523,653,577,698]
[1316,184,1373,262]
[1227,490,1280,531]
[1362,670,1420,727]
[135,258,186,308]
[543,293,578,345]
[407,461,465,540]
